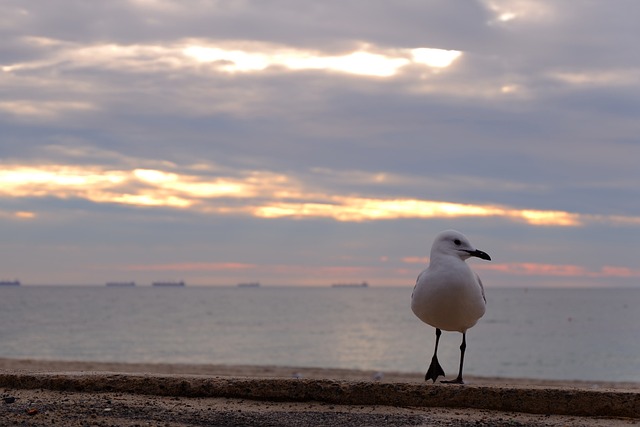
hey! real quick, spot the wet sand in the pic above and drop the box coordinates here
[1,358,638,426]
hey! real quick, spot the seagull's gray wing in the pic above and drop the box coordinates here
[476,273,486,303]
[412,270,425,299]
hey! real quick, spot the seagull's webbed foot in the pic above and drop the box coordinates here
[425,355,446,383]
[441,376,464,385]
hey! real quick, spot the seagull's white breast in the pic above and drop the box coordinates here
[411,256,486,333]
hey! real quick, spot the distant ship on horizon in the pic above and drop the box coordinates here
[237,282,260,288]
[152,281,186,287]
[0,279,20,286]
[331,281,368,288]
[106,281,136,287]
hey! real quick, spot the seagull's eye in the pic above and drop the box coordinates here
[454,239,461,246]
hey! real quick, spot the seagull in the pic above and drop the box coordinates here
[411,229,491,384]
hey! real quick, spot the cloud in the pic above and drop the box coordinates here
[0,209,36,220]
[484,0,556,25]
[185,42,462,77]
[1,163,639,228]
[0,100,96,119]
[127,262,254,272]
[3,36,462,81]
[476,262,640,279]
[248,197,583,226]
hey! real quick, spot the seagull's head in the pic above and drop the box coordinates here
[431,229,491,261]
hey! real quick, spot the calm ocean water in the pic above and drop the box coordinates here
[0,286,638,382]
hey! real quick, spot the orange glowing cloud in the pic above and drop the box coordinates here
[1,163,639,228]
[515,210,581,226]
[0,164,291,210]
[0,210,37,220]
[248,197,585,226]
[596,266,640,278]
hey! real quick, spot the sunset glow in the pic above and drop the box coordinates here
[0,209,37,220]
[249,197,591,226]
[1,164,638,229]
[14,211,37,219]
[476,262,640,279]
[513,209,582,226]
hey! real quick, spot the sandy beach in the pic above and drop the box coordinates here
[1,358,638,426]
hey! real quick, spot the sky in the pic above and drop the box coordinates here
[1,0,639,287]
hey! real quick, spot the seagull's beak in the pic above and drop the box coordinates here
[466,249,491,261]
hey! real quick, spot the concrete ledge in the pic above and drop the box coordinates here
[1,371,638,419]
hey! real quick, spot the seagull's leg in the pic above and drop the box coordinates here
[442,332,466,384]
[425,328,446,382]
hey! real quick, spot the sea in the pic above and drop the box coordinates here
[0,286,638,382]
